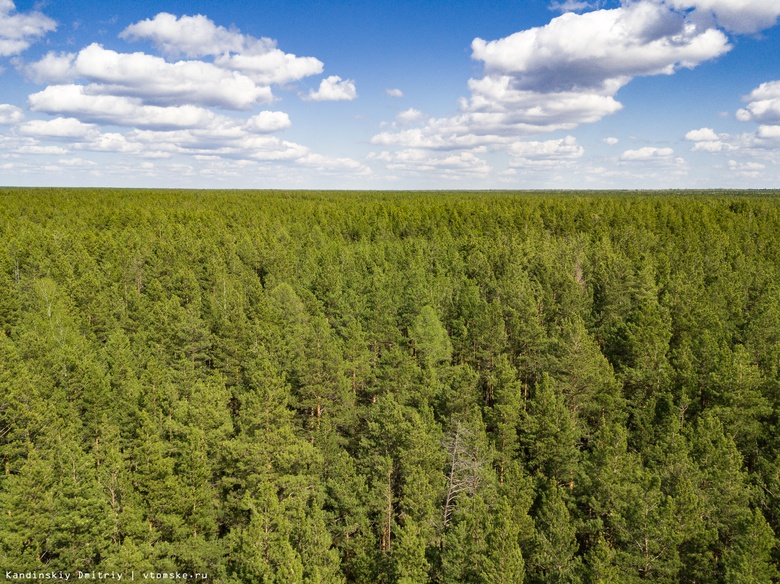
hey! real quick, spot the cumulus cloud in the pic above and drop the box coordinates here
[243,111,291,133]
[19,117,99,139]
[685,127,720,141]
[666,0,780,34]
[620,147,676,161]
[710,79,780,154]
[25,51,75,84]
[686,127,779,159]
[736,81,780,126]
[723,159,769,179]
[298,152,370,175]
[28,44,272,109]
[28,84,224,130]
[372,123,508,150]
[84,133,146,154]
[3,114,370,176]
[58,157,97,167]
[386,88,404,98]
[119,12,245,57]
[120,13,324,85]
[550,0,600,12]
[373,1,730,151]
[471,3,728,93]
[214,52,323,86]
[306,75,357,102]
[13,11,349,182]
[692,140,733,152]
[507,136,584,166]
[611,145,690,180]
[24,11,332,139]
[0,0,56,57]
[369,149,491,177]
[681,80,780,171]
[0,103,22,124]
[15,144,69,155]
[684,126,739,152]
[56,120,369,174]
[757,125,780,140]
[728,159,765,171]
[396,108,424,125]
[603,137,619,145]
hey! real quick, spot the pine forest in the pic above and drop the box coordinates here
[1,188,780,583]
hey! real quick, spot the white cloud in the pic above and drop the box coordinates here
[243,111,291,133]
[120,12,245,57]
[19,9,329,171]
[603,137,619,145]
[1,106,369,177]
[25,51,75,84]
[124,127,301,160]
[58,157,97,167]
[727,159,766,178]
[306,75,357,102]
[396,108,424,124]
[608,145,691,181]
[667,0,780,34]
[386,88,404,98]
[684,122,780,160]
[472,3,728,91]
[372,123,509,150]
[728,159,765,170]
[507,136,584,166]
[298,152,370,176]
[28,44,272,109]
[15,144,69,155]
[121,124,370,173]
[120,13,323,85]
[0,103,22,124]
[757,125,780,140]
[369,149,491,177]
[81,132,146,154]
[688,80,780,159]
[684,127,739,152]
[620,147,676,161]
[373,1,730,151]
[19,117,99,139]
[0,0,55,57]
[685,127,720,141]
[28,84,224,130]
[736,81,780,125]
[214,52,323,86]
[692,140,733,152]
[550,0,599,12]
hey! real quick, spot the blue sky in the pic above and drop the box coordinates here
[1,0,780,189]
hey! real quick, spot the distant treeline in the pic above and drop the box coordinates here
[1,189,779,583]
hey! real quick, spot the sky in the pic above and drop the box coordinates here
[1,0,780,189]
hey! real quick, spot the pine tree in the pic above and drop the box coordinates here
[481,500,526,584]
[409,305,453,368]
[527,480,582,584]
[519,374,580,484]
[723,509,779,584]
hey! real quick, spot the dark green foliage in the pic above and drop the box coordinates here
[1,189,779,582]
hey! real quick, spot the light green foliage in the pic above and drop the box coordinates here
[410,304,452,367]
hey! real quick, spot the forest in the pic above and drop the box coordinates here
[0,188,779,583]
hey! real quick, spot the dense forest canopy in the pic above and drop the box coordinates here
[1,189,779,583]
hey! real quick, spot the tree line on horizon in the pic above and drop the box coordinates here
[0,188,779,583]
